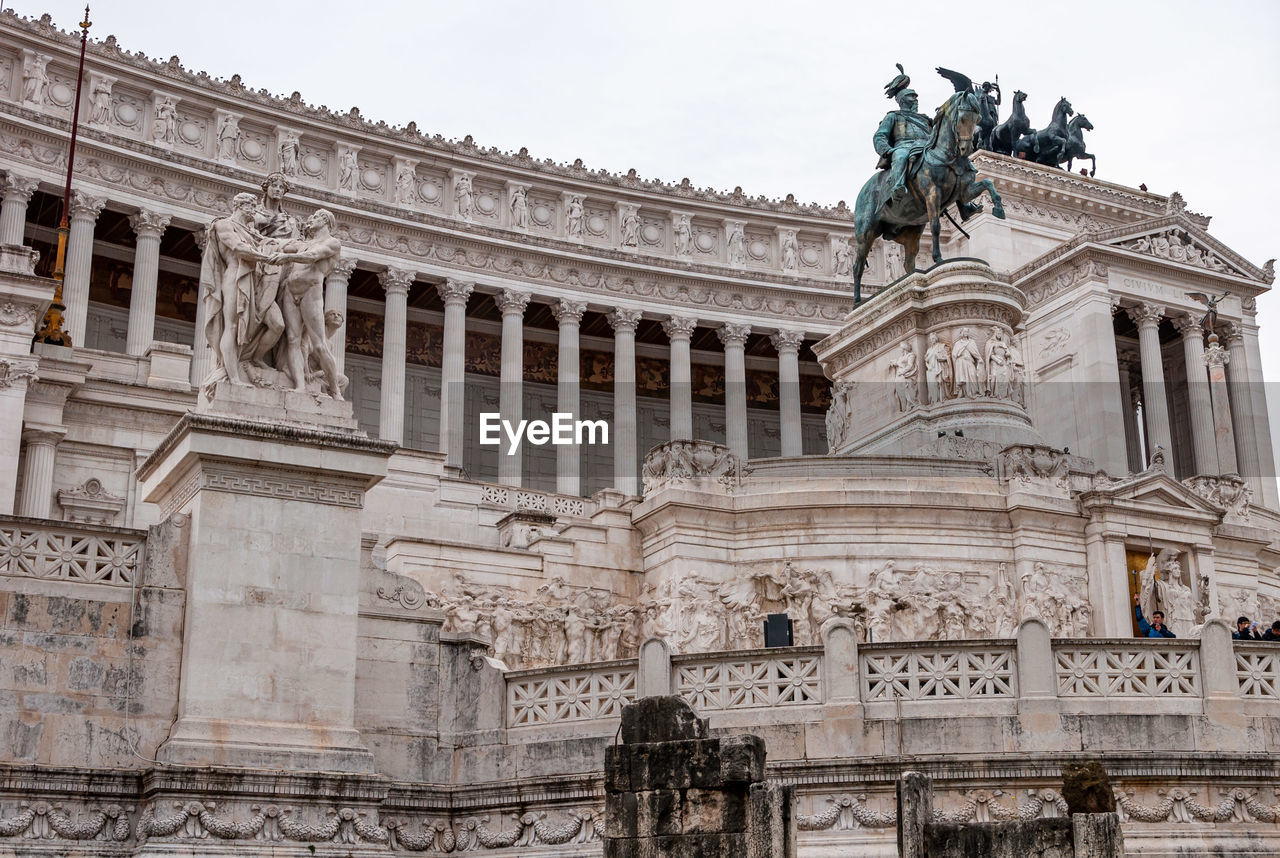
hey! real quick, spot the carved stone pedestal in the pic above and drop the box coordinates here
[138,409,395,772]
[814,259,1044,457]
[200,377,359,431]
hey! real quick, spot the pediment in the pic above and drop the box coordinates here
[1095,208,1272,284]
[1086,469,1223,517]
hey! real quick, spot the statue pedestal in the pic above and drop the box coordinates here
[138,410,395,772]
[199,378,359,432]
[814,259,1043,456]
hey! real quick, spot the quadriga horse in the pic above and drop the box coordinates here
[990,90,1030,155]
[1061,115,1096,175]
[1013,97,1073,165]
[851,85,1005,304]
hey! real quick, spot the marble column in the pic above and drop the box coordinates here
[125,209,171,356]
[1221,324,1259,481]
[18,427,63,519]
[1205,334,1238,474]
[1239,299,1278,506]
[1117,358,1143,474]
[64,191,107,347]
[1126,303,1173,463]
[377,267,413,444]
[325,256,357,379]
[719,323,752,458]
[189,229,212,386]
[662,315,696,441]
[1174,314,1218,475]
[0,172,38,246]
[609,307,642,496]
[553,298,586,495]
[436,278,473,471]
[771,330,804,457]
[497,289,530,486]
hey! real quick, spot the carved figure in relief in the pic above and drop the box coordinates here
[215,113,240,161]
[565,195,584,238]
[267,209,347,398]
[924,332,952,404]
[395,167,417,206]
[825,380,855,452]
[989,562,1018,637]
[781,231,799,272]
[338,148,358,192]
[951,328,984,398]
[454,175,474,220]
[509,185,529,229]
[279,131,300,177]
[21,53,49,104]
[727,224,746,266]
[833,238,853,277]
[620,206,640,247]
[673,214,693,256]
[152,97,178,144]
[88,76,113,125]
[890,341,919,410]
[985,327,1015,399]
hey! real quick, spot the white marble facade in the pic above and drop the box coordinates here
[1,10,1279,857]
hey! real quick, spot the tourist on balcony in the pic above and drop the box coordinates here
[1133,594,1175,638]
[1262,621,1280,642]
[1233,617,1263,641]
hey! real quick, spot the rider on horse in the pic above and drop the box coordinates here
[873,65,933,204]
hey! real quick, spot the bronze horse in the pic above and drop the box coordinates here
[851,69,1006,304]
[989,90,1030,155]
[1013,96,1073,164]
[1061,115,1096,175]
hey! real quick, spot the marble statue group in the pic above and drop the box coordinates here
[199,172,346,399]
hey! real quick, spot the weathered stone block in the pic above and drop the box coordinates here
[683,787,747,834]
[1073,812,1125,858]
[606,791,639,839]
[621,695,707,744]
[718,734,765,784]
[747,782,796,858]
[653,832,746,858]
[637,788,682,836]
[606,743,632,792]
[1062,760,1116,814]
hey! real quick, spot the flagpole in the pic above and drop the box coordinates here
[34,3,91,346]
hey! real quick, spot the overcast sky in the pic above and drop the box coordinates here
[13,0,1280,464]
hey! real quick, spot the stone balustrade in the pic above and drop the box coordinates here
[503,619,1280,729]
[0,514,144,586]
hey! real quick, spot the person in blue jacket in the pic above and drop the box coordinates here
[1133,593,1176,638]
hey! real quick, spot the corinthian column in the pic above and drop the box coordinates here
[1239,298,1277,506]
[497,289,530,486]
[0,172,38,246]
[1221,323,1259,481]
[553,299,586,495]
[1205,334,1237,474]
[378,267,413,444]
[64,192,106,346]
[771,330,805,457]
[719,323,752,458]
[325,256,357,378]
[1173,314,1217,475]
[125,209,171,356]
[662,315,697,441]
[17,427,63,519]
[436,278,473,471]
[1126,303,1173,463]
[609,307,642,496]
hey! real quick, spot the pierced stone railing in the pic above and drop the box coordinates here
[1054,640,1200,697]
[860,641,1016,702]
[1235,644,1280,700]
[0,515,144,586]
[505,658,637,728]
[479,483,590,518]
[499,621,1276,728]
[672,647,823,712]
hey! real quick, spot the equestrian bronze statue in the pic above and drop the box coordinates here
[851,66,1005,305]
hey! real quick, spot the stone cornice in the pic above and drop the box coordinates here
[0,10,859,223]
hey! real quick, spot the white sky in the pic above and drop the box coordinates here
[12,0,1280,467]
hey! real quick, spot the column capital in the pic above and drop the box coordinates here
[1172,312,1205,339]
[329,256,358,280]
[69,190,107,222]
[1126,302,1164,329]
[378,266,415,295]
[552,298,587,325]
[1219,322,1244,347]
[609,307,643,333]
[21,426,65,447]
[129,209,171,238]
[661,315,697,340]
[497,288,531,316]
[717,322,752,347]
[437,278,474,306]
[1205,337,1230,368]
[770,329,804,353]
[2,172,39,201]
